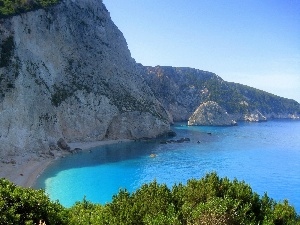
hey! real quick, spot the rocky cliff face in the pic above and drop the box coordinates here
[141,66,218,122]
[142,66,300,125]
[0,0,169,157]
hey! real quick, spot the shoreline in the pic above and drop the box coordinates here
[0,139,131,188]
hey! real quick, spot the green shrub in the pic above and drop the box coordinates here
[0,0,61,18]
[0,178,67,225]
[68,197,106,225]
[51,87,73,107]
[0,36,15,68]
[1,173,299,224]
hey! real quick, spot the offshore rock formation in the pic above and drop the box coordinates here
[188,101,237,126]
[244,110,267,122]
[142,66,300,125]
[0,0,169,157]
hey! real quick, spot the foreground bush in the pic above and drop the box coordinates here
[0,178,67,225]
[0,0,60,18]
[1,173,299,225]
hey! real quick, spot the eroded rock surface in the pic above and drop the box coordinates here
[188,101,236,126]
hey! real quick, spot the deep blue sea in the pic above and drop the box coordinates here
[35,120,300,212]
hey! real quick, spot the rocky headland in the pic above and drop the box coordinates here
[142,66,300,125]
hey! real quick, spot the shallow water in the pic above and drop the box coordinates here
[35,120,300,212]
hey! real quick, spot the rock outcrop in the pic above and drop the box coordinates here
[188,101,237,126]
[244,110,267,122]
[0,0,169,157]
[57,138,70,151]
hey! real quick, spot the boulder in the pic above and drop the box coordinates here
[157,130,177,138]
[49,142,58,151]
[57,138,70,151]
[176,138,190,143]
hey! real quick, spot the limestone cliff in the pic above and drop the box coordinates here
[0,0,169,157]
[142,66,300,124]
[141,66,217,122]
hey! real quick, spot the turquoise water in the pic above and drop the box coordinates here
[35,120,300,212]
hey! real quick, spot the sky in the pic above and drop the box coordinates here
[103,0,300,102]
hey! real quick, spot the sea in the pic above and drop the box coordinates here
[34,119,300,212]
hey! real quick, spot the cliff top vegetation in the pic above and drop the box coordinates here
[0,0,61,18]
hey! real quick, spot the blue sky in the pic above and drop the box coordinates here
[103,0,300,102]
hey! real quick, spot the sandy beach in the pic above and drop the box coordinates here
[0,139,131,188]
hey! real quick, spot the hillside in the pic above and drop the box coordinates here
[142,66,300,124]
